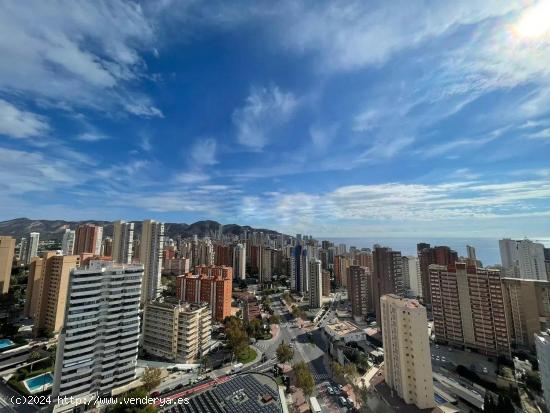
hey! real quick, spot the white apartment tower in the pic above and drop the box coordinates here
[380,294,435,410]
[499,238,548,280]
[52,261,143,407]
[233,243,246,280]
[402,256,422,298]
[140,220,164,303]
[112,220,134,264]
[61,229,75,255]
[25,232,40,265]
[308,259,323,309]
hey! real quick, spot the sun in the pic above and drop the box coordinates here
[514,0,550,39]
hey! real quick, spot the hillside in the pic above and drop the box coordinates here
[0,218,282,241]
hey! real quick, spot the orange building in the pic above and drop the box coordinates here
[74,224,103,255]
[176,265,233,322]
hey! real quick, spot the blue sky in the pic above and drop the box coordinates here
[0,0,549,237]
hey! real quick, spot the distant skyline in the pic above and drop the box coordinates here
[0,1,549,237]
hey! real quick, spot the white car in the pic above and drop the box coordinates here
[482,367,488,374]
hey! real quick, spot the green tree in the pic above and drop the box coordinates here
[225,316,249,358]
[108,388,156,413]
[294,362,315,396]
[141,367,162,392]
[276,342,294,363]
[269,314,281,324]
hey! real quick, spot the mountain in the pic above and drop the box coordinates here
[0,218,282,241]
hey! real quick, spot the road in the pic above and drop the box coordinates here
[0,382,39,413]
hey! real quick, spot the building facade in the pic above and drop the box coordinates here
[24,232,40,265]
[141,300,211,363]
[308,259,322,309]
[499,238,548,280]
[373,247,404,326]
[61,229,75,256]
[501,278,550,350]
[0,236,15,294]
[535,330,550,412]
[140,219,164,303]
[232,243,246,280]
[380,294,434,410]
[429,263,510,356]
[74,224,102,255]
[417,244,457,305]
[402,256,422,298]
[347,265,371,321]
[52,261,143,405]
[112,220,134,264]
[176,266,233,321]
[25,252,79,336]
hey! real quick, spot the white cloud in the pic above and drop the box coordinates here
[0,1,161,116]
[232,85,298,150]
[175,171,210,184]
[0,99,49,138]
[526,128,550,140]
[272,0,523,72]
[76,132,109,142]
[190,138,217,165]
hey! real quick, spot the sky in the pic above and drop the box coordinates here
[0,0,549,238]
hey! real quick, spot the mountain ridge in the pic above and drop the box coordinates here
[0,218,282,241]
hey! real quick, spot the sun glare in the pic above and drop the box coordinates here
[514,0,550,39]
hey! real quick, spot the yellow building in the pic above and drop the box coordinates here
[381,294,435,410]
[502,278,550,350]
[141,300,212,364]
[0,236,15,294]
[25,252,79,336]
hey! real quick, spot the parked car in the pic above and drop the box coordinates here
[338,396,347,406]
[327,387,335,395]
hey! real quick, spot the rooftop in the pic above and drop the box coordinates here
[325,321,361,337]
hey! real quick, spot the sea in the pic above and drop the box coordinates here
[324,237,550,267]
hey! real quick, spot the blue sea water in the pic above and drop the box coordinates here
[324,237,550,267]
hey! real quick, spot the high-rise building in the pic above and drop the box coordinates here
[52,261,143,406]
[334,255,350,287]
[501,278,550,350]
[291,245,309,294]
[102,237,113,256]
[24,232,40,265]
[373,247,404,326]
[402,256,422,298]
[357,250,373,270]
[381,294,434,409]
[141,300,211,363]
[112,220,134,264]
[215,244,232,267]
[61,229,75,256]
[176,266,233,321]
[466,245,477,262]
[430,263,510,356]
[140,219,164,303]
[162,258,190,275]
[25,252,79,336]
[0,236,15,294]
[348,266,371,321]
[535,330,550,412]
[74,224,102,255]
[499,238,548,280]
[322,270,330,297]
[233,243,246,280]
[418,244,458,305]
[308,259,322,309]
[261,247,273,283]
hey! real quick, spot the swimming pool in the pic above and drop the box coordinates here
[0,339,14,349]
[22,373,54,394]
